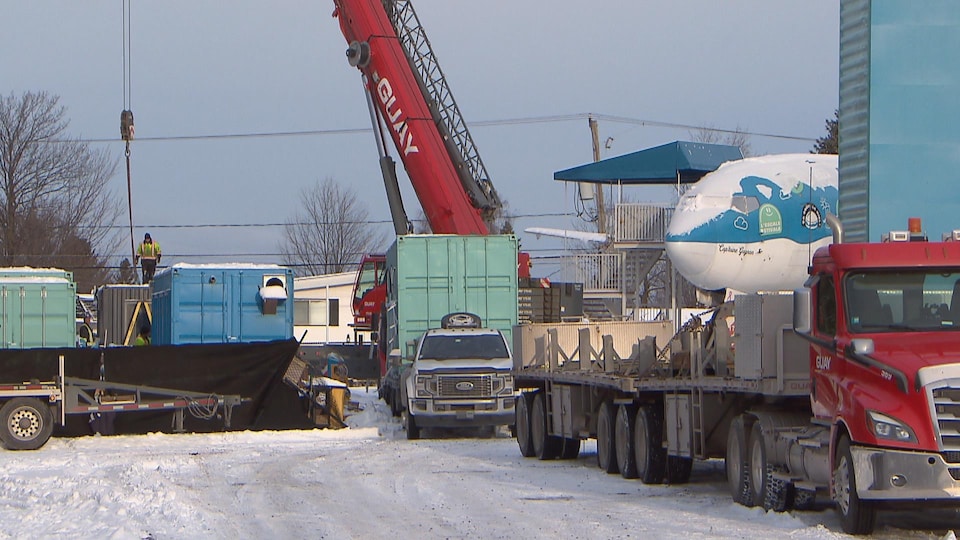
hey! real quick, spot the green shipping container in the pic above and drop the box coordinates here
[0,270,77,348]
[386,235,518,360]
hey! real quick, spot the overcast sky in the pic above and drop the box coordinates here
[3,1,839,279]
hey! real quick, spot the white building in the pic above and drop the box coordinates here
[294,272,368,345]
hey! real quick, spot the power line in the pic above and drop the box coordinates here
[63,112,819,145]
[72,211,577,230]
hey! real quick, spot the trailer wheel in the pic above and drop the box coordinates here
[834,434,876,534]
[515,392,536,457]
[0,398,54,451]
[560,437,580,460]
[633,405,666,484]
[596,401,620,474]
[615,404,638,479]
[725,415,754,506]
[750,422,791,511]
[531,393,561,460]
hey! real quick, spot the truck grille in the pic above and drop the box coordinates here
[931,386,960,479]
[933,387,960,452]
[437,375,493,398]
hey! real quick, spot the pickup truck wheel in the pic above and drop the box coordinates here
[834,434,876,534]
[725,415,754,506]
[0,398,54,451]
[615,404,638,478]
[750,422,791,511]
[515,392,536,457]
[404,411,420,440]
[633,405,666,484]
[391,388,402,418]
[531,393,561,460]
[596,401,620,474]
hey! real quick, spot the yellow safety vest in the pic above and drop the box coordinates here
[137,241,161,260]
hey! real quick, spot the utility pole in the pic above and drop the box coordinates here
[588,116,607,235]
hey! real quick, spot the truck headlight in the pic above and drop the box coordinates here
[416,375,436,397]
[492,374,513,395]
[867,410,917,443]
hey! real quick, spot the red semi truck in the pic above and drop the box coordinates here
[512,219,960,534]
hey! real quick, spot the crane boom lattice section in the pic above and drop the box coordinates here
[385,0,501,217]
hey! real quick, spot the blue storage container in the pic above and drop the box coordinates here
[151,264,294,345]
[0,268,77,348]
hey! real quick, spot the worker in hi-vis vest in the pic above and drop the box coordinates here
[135,233,161,284]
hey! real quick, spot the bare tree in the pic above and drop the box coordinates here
[690,125,752,157]
[281,178,388,276]
[0,91,121,292]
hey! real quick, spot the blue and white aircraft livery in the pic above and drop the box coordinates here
[665,153,838,294]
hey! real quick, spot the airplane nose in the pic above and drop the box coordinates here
[665,240,717,289]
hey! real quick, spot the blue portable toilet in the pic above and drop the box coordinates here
[151,264,294,345]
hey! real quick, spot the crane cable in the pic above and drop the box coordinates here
[120,0,137,282]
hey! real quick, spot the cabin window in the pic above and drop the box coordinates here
[816,275,837,335]
[295,299,340,326]
[731,195,760,214]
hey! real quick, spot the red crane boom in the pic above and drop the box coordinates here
[333,0,500,235]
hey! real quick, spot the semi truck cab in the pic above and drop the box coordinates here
[796,223,960,532]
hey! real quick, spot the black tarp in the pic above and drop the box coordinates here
[0,339,314,437]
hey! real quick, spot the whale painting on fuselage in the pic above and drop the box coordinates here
[665,154,838,294]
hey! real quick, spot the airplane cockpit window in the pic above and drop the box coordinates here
[731,195,759,214]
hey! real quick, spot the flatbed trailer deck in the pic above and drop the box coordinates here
[0,355,243,450]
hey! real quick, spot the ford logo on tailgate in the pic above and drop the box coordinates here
[455,381,475,391]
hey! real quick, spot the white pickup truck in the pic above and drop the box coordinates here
[401,313,515,439]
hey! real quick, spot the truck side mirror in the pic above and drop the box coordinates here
[850,338,875,355]
[793,288,812,334]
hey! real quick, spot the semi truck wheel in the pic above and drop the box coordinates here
[596,401,619,474]
[531,393,561,460]
[615,404,638,479]
[725,415,754,506]
[633,405,666,484]
[750,422,791,511]
[793,489,816,510]
[834,434,876,534]
[515,393,536,457]
[0,398,54,451]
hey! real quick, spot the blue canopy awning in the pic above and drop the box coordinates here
[553,141,743,185]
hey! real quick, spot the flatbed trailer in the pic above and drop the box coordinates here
[0,354,243,450]
[512,295,818,505]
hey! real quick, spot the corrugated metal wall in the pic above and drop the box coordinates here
[96,285,151,346]
[839,0,871,242]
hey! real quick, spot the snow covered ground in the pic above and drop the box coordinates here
[2,388,959,540]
